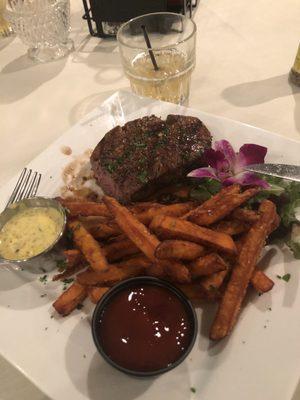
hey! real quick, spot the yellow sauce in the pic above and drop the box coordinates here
[0,207,63,260]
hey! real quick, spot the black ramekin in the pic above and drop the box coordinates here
[91,276,198,377]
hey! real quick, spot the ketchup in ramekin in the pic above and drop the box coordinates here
[92,277,197,376]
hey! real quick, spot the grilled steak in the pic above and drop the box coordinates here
[90,114,212,203]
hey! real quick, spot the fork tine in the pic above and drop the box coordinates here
[6,168,27,207]
[30,173,41,197]
[6,169,42,208]
[15,169,32,203]
[24,171,38,199]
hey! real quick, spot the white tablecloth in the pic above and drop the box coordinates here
[0,0,300,398]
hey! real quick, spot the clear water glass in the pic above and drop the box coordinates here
[0,0,13,37]
[5,0,73,62]
[117,12,196,105]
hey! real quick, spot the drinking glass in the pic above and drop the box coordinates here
[5,0,74,62]
[117,12,196,105]
[0,0,13,38]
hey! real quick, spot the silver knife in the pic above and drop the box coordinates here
[246,163,300,182]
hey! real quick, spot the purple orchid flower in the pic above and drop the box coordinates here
[188,139,269,188]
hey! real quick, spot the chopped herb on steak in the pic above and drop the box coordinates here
[90,114,212,203]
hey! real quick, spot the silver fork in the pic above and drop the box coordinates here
[6,168,42,208]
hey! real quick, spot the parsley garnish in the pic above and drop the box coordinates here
[190,387,196,393]
[137,170,149,183]
[57,260,67,271]
[39,275,48,284]
[56,259,68,272]
[63,278,74,284]
[106,163,117,173]
[277,273,291,282]
[282,273,291,282]
[139,156,148,165]
[62,277,74,291]
[134,141,147,148]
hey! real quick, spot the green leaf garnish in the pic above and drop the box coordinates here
[56,259,68,272]
[63,278,74,284]
[190,178,222,202]
[39,275,48,284]
[137,170,149,183]
[277,273,291,282]
[282,273,291,282]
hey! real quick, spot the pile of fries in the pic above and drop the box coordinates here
[52,184,279,340]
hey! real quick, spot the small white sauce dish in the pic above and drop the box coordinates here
[0,197,66,274]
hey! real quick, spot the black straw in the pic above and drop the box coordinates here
[141,25,159,71]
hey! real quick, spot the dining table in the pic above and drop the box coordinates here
[0,0,300,399]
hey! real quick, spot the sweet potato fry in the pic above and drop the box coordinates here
[251,270,274,293]
[184,187,260,226]
[176,283,219,302]
[77,267,124,286]
[129,202,163,213]
[183,185,240,220]
[88,287,109,304]
[231,208,260,223]
[190,254,227,278]
[79,216,112,227]
[200,269,228,294]
[159,260,191,283]
[155,240,205,261]
[212,220,250,236]
[53,283,87,316]
[52,249,86,280]
[150,215,237,255]
[146,260,190,284]
[147,262,165,278]
[104,196,191,282]
[103,196,160,261]
[63,249,84,268]
[77,263,146,286]
[68,220,109,272]
[87,222,121,240]
[103,239,140,262]
[210,200,277,340]
[52,264,86,281]
[59,200,111,217]
[137,202,195,225]
[115,255,153,269]
[105,234,127,243]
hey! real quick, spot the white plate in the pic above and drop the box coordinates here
[1,91,300,400]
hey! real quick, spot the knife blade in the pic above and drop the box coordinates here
[245,163,300,182]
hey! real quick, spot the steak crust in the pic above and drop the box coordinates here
[90,114,212,203]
